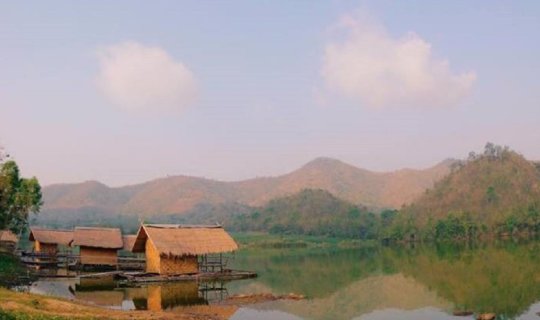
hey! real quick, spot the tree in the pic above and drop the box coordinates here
[486,186,497,203]
[0,160,42,234]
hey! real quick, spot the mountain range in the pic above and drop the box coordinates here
[40,157,454,219]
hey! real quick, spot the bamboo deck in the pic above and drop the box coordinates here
[117,270,257,283]
[19,251,257,283]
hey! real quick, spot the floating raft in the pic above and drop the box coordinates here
[117,269,257,283]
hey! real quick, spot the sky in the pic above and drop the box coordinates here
[1,1,539,186]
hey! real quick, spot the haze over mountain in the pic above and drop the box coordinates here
[40,157,453,219]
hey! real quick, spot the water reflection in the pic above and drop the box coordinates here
[28,276,227,311]
[24,240,540,319]
[228,241,540,319]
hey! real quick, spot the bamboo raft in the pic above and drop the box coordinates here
[117,269,257,283]
[20,252,145,271]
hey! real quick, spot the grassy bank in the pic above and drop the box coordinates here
[231,232,377,249]
[0,288,239,320]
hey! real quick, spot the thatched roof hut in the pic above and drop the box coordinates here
[72,227,123,266]
[122,235,137,252]
[132,224,238,275]
[29,228,73,254]
[0,230,18,253]
[0,230,17,243]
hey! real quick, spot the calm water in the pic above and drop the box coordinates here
[23,240,540,319]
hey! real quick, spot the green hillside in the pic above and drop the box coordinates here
[397,144,540,239]
[225,189,387,239]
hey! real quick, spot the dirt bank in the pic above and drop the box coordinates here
[0,288,236,320]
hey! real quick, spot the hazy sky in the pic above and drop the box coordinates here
[1,1,539,186]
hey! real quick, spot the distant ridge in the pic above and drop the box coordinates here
[40,157,454,218]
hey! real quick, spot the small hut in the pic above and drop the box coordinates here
[0,230,18,252]
[72,227,123,266]
[122,235,137,253]
[132,224,238,275]
[29,228,73,255]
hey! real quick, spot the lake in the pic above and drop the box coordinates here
[21,239,540,319]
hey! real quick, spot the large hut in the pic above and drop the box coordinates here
[132,224,238,275]
[72,227,123,266]
[29,228,73,255]
[0,230,18,252]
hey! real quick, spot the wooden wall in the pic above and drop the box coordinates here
[159,255,198,275]
[144,239,198,275]
[145,239,161,273]
[0,241,16,253]
[80,247,118,266]
[37,243,58,255]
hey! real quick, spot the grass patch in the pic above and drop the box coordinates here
[0,308,73,320]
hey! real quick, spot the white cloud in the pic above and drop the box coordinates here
[96,41,197,112]
[321,13,476,108]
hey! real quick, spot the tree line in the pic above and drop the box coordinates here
[0,148,42,234]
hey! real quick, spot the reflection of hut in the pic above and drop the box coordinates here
[147,282,205,311]
[72,227,123,266]
[132,224,238,275]
[75,290,124,308]
[0,230,18,252]
[76,276,116,291]
[29,228,73,254]
[124,287,148,310]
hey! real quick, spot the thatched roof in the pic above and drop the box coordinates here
[72,227,123,249]
[29,228,73,246]
[132,224,238,257]
[122,235,137,252]
[0,230,18,243]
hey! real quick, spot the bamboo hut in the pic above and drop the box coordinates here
[122,235,137,253]
[0,229,18,252]
[29,228,73,255]
[132,224,238,275]
[72,227,123,266]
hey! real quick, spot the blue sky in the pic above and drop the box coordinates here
[1,1,539,186]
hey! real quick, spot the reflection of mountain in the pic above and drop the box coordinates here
[256,274,451,320]
[231,242,540,319]
[386,242,540,317]
[230,248,384,299]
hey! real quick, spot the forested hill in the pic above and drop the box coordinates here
[40,157,452,220]
[398,144,540,238]
[225,189,383,238]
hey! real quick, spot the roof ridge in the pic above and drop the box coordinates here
[74,227,121,231]
[30,227,73,232]
[144,223,222,229]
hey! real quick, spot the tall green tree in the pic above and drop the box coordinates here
[0,160,42,234]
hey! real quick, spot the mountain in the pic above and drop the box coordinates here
[38,157,453,222]
[225,189,376,238]
[400,145,540,236]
